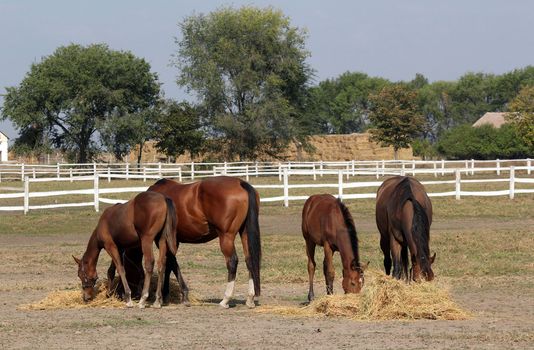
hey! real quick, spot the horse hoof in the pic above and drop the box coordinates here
[138,303,146,309]
[246,300,256,309]
[126,301,134,308]
[183,300,191,307]
[219,301,229,309]
[153,302,162,309]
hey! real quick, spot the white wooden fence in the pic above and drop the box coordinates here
[1,165,533,214]
[0,158,532,182]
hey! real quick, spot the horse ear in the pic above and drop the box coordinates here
[361,261,370,271]
[72,255,81,266]
[430,253,436,264]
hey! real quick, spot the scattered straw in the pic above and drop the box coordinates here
[257,270,471,321]
[20,283,124,310]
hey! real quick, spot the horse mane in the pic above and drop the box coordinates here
[395,177,432,275]
[336,199,360,268]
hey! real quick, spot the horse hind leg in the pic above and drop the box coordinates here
[138,236,156,309]
[380,234,392,276]
[390,237,403,280]
[305,240,317,302]
[401,244,409,282]
[239,230,257,308]
[153,237,167,309]
[219,235,238,309]
[106,261,116,297]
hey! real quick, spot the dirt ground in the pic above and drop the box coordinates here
[1,212,534,349]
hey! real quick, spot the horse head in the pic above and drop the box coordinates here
[73,255,98,302]
[342,260,369,294]
[411,252,436,282]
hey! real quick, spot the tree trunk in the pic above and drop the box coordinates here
[394,147,399,161]
[136,141,144,169]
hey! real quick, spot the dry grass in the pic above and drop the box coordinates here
[258,270,471,321]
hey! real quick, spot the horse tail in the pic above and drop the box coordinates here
[336,199,360,265]
[399,178,431,277]
[163,197,178,256]
[240,181,261,296]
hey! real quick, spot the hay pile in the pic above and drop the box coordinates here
[20,278,199,310]
[259,270,471,321]
[20,283,124,310]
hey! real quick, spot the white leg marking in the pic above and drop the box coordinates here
[246,278,255,308]
[219,280,235,308]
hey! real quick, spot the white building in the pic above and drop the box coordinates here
[0,131,9,162]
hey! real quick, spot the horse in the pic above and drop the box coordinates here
[302,194,368,302]
[375,175,436,282]
[147,176,261,309]
[73,191,177,308]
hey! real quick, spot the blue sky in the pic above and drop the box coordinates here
[1,0,533,139]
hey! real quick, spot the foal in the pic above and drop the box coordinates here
[74,191,177,308]
[302,194,368,302]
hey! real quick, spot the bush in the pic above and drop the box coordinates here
[436,124,531,159]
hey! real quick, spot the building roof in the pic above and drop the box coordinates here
[472,112,507,128]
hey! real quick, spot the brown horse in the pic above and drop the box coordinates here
[148,176,261,309]
[73,191,177,308]
[302,194,368,302]
[375,176,436,282]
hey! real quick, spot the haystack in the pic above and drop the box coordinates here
[258,270,471,321]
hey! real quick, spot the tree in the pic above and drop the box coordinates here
[368,84,425,160]
[152,100,205,160]
[506,85,534,151]
[306,72,390,134]
[1,44,160,163]
[174,6,313,160]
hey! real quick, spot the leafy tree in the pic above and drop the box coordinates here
[436,124,530,159]
[368,84,425,159]
[1,44,160,163]
[153,100,205,160]
[174,6,312,160]
[99,107,159,164]
[306,72,390,134]
[416,81,456,141]
[506,86,534,151]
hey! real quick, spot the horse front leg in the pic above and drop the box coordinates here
[219,235,238,309]
[162,252,190,305]
[323,243,335,295]
[380,234,392,276]
[105,243,133,307]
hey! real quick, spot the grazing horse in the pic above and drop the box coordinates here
[148,176,261,309]
[375,176,436,282]
[302,194,368,302]
[73,191,177,308]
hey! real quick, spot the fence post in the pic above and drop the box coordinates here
[126,163,129,180]
[381,160,385,176]
[24,176,29,215]
[32,168,36,179]
[346,164,350,180]
[223,161,227,175]
[338,170,343,201]
[400,163,405,176]
[312,164,317,181]
[441,159,445,176]
[283,168,289,207]
[21,163,25,181]
[191,162,195,180]
[509,166,515,200]
[278,162,282,181]
[412,160,416,176]
[455,169,461,200]
[464,160,469,175]
[158,162,162,177]
[496,159,500,175]
[70,169,73,182]
[351,160,355,176]
[94,174,99,212]
[255,161,259,177]
[320,160,324,177]
[178,167,182,183]
[143,167,147,182]
[107,167,111,182]
[375,162,379,179]
[433,161,437,178]
[471,159,475,176]
[245,165,249,182]
[527,158,531,175]
[93,162,97,177]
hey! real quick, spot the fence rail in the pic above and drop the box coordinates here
[0,158,532,182]
[1,164,533,213]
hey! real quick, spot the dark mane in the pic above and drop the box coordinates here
[336,199,360,267]
[395,177,431,275]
